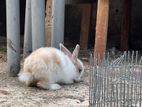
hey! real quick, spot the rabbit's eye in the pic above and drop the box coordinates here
[79,69,82,73]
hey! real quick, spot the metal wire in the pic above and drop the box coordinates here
[89,51,142,107]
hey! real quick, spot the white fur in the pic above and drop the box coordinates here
[18,71,33,85]
[48,84,62,90]
[18,45,84,90]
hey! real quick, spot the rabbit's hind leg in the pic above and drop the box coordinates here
[48,83,62,91]
[37,80,49,89]
[37,80,61,90]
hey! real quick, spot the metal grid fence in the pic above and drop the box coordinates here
[89,51,142,107]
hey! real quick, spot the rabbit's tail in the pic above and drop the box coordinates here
[18,71,34,86]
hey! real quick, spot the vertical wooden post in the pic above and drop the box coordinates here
[52,0,65,49]
[23,0,32,58]
[45,0,52,47]
[120,0,131,51]
[80,4,92,49]
[94,0,109,58]
[6,0,20,76]
[31,0,45,50]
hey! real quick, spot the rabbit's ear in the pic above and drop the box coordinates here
[59,43,72,57]
[72,44,80,62]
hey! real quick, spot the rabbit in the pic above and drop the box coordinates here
[18,43,84,90]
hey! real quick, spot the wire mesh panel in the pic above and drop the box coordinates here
[90,51,142,107]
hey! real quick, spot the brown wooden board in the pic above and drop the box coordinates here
[45,0,52,46]
[80,4,92,49]
[120,0,131,51]
[94,0,109,59]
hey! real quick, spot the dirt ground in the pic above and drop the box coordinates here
[0,50,91,107]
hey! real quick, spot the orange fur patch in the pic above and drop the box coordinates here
[38,48,62,66]
[23,47,62,83]
[52,52,61,65]
[26,79,37,87]
[37,78,48,89]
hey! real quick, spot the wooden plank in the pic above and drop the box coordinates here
[120,0,131,51]
[45,0,52,46]
[65,0,95,4]
[94,0,109,58]
[80,4,92,49]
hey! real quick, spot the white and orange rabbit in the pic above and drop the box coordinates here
[18,43,84,90]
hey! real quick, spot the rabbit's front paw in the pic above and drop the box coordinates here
[64,80,74,85]
[74,78,82,83]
